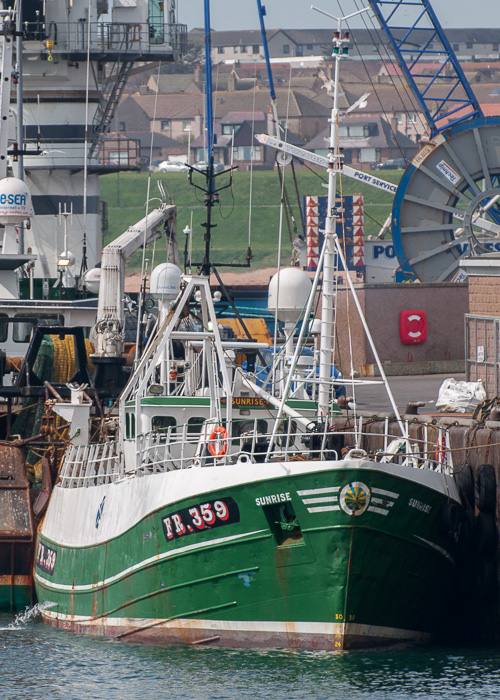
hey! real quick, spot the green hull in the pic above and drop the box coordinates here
[35,461,460,649]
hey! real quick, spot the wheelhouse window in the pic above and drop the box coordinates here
[0,314,7,342]
[187,417,205,435]
[152,415,177,434]
[12,314,64,343]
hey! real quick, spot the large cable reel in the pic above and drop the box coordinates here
[392,117,500,282]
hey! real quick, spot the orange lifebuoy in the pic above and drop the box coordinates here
[208,426,228,457]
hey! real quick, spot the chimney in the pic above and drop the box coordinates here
[391,110,398,135]
[267,106,275,135]
[194,64,202,84]
[194,109,202,138]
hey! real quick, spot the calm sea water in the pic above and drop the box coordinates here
[2,606,500,700]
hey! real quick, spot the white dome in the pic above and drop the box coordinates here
[0,177,33,223]
[83,267,102,294]
[150,263,182,302]
[268,267,312,323]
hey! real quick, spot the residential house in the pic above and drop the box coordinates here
[116,87,331,144]
[116,93,204,142]
[104,131,186,168]
[304,114,419,169]
[208,28,500,64]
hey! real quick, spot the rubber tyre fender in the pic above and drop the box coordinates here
[440,502,465,535]
[454,463,475,509]
[457,508,476,560]
[477,556,498,601]
[476,511,496,556]
[477,464,496,513]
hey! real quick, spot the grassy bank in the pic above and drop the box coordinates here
[100,168,402,273]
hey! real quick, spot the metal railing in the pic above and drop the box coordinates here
[23,20,187,54]
[57,415,454,489]
[465,314,500,396]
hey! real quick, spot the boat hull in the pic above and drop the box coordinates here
[35,459,461,650]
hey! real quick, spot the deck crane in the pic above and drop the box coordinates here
[258,0,500,282]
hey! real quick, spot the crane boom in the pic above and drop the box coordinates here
[255,133,398,194]
[367,0,483,135]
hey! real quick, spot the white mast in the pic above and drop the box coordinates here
[312,5,370,416]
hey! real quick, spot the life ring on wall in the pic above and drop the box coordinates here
[208,426,228,458]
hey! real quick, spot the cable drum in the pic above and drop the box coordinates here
[392,117,500,282]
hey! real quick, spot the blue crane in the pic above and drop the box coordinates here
[365,0,500,282]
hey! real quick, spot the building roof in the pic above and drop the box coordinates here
[220,111,266,124]
[110,131,183,148]
[303,114,418,151]
[209,27,500,48]
[129,87,331,121]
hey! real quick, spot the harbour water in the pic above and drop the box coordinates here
[2,606,500,699]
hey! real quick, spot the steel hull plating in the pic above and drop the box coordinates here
[35,460,459,650]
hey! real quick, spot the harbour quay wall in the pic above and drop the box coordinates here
[333,282,468,376]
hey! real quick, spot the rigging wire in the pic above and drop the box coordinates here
[134,61,164,365]
[80,1,93,277]
[338,0,429,153]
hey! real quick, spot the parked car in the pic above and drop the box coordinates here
[193,160,224,172]
[373,157,409,170]
[158,161,189,173]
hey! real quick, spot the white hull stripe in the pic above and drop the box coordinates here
[372,487,399,499]
[297,487,341,496]
[35,529,267,593]
[41,612,431,644]
[302,496,339,504]
[367,506,390,516]
[307,505,340,512]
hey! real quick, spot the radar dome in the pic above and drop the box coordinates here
[150,263,182,302]
[83,267,102,294]
[268,267,312,323]
[0,177,33,223]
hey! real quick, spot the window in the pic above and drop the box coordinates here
[0,314,7,343]
[152,416,176,440]
[217,46,225,54]
[13,314,64,343]
[152,416,176,433]
[296,45,303,56]
[306,44,313,50]
[359,147,378,163]
[453,43,459,50]
[241,45,247,53]
[408,113,417,124]
[283,44,290,54]
[222,124,236,135]
[493,43,499,51]
[126,412,136,439]
[252,44,260,54]
[233,145,262,160]
[161,119,170,130]
[119,121,126,131]
[182,120,192,130]
[466,42,473,49]
[234,46,239,53]
[187,417,205,435]
[338,124,372,138]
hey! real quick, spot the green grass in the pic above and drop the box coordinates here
[100,168,402,274]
